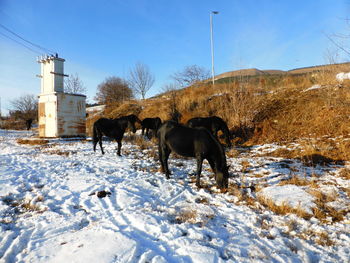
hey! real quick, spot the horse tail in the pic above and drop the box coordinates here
[93,122,99,143]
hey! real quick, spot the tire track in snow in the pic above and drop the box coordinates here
[1,226,35,263]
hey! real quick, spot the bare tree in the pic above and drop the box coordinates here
[171,65,210,88]
[128,62,155,99]
[323,47,340,65]
[65,73,86,94]
[9,94,38,120]
[95,76,133,105]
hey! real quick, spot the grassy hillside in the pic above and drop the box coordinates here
[87,63,350,161]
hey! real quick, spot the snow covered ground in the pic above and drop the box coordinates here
[0,129,349,262]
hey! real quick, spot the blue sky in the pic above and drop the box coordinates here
[0,0,349,115]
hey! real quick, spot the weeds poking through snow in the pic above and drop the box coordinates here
[17,138,48,145]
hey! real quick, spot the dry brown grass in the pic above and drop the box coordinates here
[43,149,76,156]
[338,168,350,179]
[257,196,293,216]
[17,138,48,145]
[175,209,198,224]
[2,195,46,214]
[85,67,350,161]
[278,176,311,187]
[296,229,335,246]
[256,185,347,222]
[240,160,251,173]
[315,231,335,246]
[260,138,347,167]
[20,202,43,212]
[257,195,313,220]
[307,189,347,223]
[125,134,152,150]
[105,101,142,118]
[0,119,29,130]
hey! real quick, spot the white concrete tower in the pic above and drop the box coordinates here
[37,54,86,138]
[39,54,66,94]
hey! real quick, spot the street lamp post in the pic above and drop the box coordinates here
[210,11,219,86]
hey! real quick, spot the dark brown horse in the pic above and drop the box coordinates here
[25,119,33,130]
[93,114,140,156]
[157,120,229,189]
[141,117,162,138]
[186,116,231,147]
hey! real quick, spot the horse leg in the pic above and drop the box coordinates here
[142,127,145,136]
[159,144,171,178]
[195,155,204,188]
[99,136,104,155]
[93,125,98,152]
[207,156,217,180]
[93,138,97,152]
[158,144,165,173]
[94,128,104,154]
[116,139,122,156]
[163,147,171,179]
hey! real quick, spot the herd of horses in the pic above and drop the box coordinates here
[92,114,231,189]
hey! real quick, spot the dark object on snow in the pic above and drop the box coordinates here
[186,116,231,147]
[96,190,111,198]
[93,114,141,156]
[141,117,162,138]
[157,120,229,189]
[26,119,33,130]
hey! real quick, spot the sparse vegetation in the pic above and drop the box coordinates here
[17,138,48,145]
[88,63,350,161]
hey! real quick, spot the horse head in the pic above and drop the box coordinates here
[128,119,137,133]
[127,114,141,133]
[215,164,229,189]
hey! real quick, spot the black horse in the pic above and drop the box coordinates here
[25,119,33,130]
[157,120,229,189]
[93,114,140,156]
[141,117,162,138]
[186,116,231,147]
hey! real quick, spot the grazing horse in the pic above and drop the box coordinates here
[157,120,229,189]
[141,117,162,138]
[93,114,140,156]
[186,116,232,147]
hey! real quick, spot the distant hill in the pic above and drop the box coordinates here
[215,62,350,81]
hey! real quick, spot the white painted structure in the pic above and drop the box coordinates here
[37,55,86,137]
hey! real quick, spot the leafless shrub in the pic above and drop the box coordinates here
[9,94,38,120]
[95,76,133,105]
[65,73,86,94]
[171,65,210,88]
[128,62,155,99]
